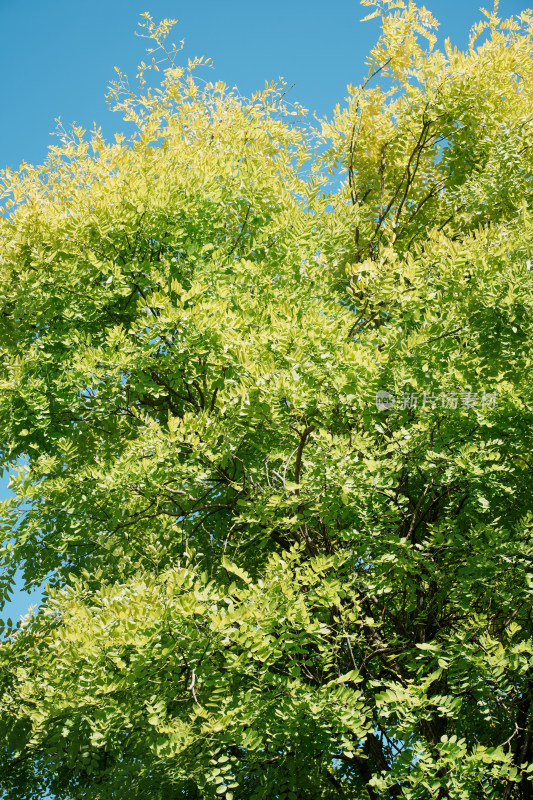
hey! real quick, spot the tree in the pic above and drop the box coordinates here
[1,2,533,797]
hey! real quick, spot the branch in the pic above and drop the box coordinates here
[293,425,315,490]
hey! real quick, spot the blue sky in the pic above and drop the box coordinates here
[1,0,529,171]
[0,0,529,621]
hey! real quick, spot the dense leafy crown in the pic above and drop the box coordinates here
[1,2,533,798]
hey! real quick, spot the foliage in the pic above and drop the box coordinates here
[1,3,533,798]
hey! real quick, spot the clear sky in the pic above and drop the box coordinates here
[0,0,530,172]
[0,0,529,620]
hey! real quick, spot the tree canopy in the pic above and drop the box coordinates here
[1,2,533,798]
